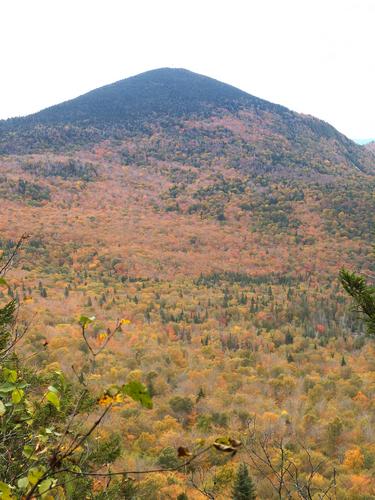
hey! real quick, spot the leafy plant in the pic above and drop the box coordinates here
[0,240,154,498]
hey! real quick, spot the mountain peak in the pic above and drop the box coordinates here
[0,68,374,176]
[16,67,275,127]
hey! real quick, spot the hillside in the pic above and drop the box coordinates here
[0,69,374,278]
[1,69,375,497]
[1,68,374,177]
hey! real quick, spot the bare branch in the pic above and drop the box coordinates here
[0,233,29,276]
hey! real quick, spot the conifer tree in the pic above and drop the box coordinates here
[339,267,375,335]
[232,463,256,499]
[177,494,189,500]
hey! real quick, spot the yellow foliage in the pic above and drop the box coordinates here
[98,393,123,406]
[343,447,365,470]
[349,474,375,495]
[168,347,187,367]
[55,323,73,330]
[49,337,69,349]
[44,361,61,372]
[136,432,157,452]
[310,473,326,488]
[155,415,181,432]
[139,473,169,494]
[127,369,143,381]
[98,332,108,342]
[98,395,113,406]
[262,411,279,423]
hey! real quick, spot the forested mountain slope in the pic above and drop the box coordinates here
[1,68,374,177]
[1,69,375,497]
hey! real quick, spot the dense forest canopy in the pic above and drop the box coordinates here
[0,68,374,498]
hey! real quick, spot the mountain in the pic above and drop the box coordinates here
[1,70,375,497]
[0,68,374,274]
[1,68,374,177]
[0,68,374,268]
[4,68,281,125]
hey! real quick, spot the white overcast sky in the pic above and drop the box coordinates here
[0,0,374,140]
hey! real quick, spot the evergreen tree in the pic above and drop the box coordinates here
[287,352,294,363]
[285,331,294,344]
[196,386,205,403]
[232,463,256,499]
[340,267,375,335]
[177,494,189,500]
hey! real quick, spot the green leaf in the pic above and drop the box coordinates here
[46,391,60,411]
[47,385,59,394]
[214,436,231,445]
[0,382,28,393]
[0,277,8,287]
[3,368,17,383]
[28,466,46,485]
[23,444,38,461]
[106,385,120,397]
[79,315,95,328]
[0,382,16,393]
[0,482,14,500]
[53,370,67,391]
[68,464,82,473]
[122,380,153,409]
[17,477,29,490]
[38,478,56,496]
[24,398,34,417]
[0,400,6,416]
[11,389,24,404]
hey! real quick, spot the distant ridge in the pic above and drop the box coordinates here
[356,139,375,145]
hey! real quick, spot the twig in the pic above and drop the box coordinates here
[62,444,213,477]
[0,233,29,276]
